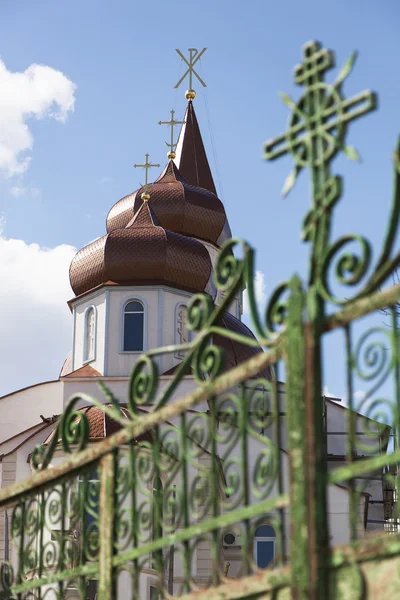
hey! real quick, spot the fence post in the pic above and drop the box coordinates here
[286,275,309,599]
[99,451,117,599]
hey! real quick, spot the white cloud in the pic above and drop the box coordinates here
[0,58,76,177]
[99,176,113,184]
[243,270,267,316]
[0,228,76,397]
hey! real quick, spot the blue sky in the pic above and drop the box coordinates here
[0,0,399,401]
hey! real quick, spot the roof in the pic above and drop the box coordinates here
[62,364,102,378]
[43,404,152,444]
[174,100,217,194]
[70,202,213,297]
[0,379,59,402]
[106,101,231,247]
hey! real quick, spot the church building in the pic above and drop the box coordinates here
[0,81,391,596]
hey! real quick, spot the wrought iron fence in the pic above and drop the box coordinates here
[1,40,400,599]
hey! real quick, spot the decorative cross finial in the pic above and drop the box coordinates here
[263,41,377,290]
[174,48,207,100]
[264,41,377,197]
[133,153,160,201]
[158,110,186,160]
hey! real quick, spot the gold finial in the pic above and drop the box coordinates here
[133,153,160,195]
[141,191,151,202]
[158,109,185,160]
[174,48,207,99]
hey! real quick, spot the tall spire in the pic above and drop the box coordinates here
[174,101,217,195]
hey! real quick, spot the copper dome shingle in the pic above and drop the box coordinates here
[106,161,231,246]
[174,100,217,194]
[70,202,213,297]
[106,101,231,246]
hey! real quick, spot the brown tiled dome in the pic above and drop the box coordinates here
[106,161,231,247]
[70,202,214,297]
[214,313,272,380]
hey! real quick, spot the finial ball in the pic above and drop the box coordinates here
[167,151,176,160]
[185,89,196,100]
[141,192,151,202]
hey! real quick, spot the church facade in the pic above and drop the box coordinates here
[0,91,390,597]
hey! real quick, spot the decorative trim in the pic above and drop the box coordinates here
[157,289,165,371]
[71,306,76,372]
[103,290,110,376]
[70,284,193,309]
[174,302,190,358]
[82,305,97,364]
[119,295,148,354]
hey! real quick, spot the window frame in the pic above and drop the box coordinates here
[148,580,160,600]
[83,305,97,364]
[120,297,147,354]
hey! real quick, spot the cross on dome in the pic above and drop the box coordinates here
[158,109,185,160]
[133,153,160,200]
[174,47,207,100]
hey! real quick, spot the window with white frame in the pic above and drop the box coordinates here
[123,300,144,352]
[253,524,275,569]
[84,307,96,362]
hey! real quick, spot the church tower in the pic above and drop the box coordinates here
[61,90,268,400]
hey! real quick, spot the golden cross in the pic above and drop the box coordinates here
[133,153,160,187]
[158,110,185,159]
[174,48,207,97]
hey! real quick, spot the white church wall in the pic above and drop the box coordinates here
[0,381,62,442]
[61,375,199,410]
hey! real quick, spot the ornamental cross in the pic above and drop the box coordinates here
[133,153,160,188]
[158,110,185,158]
[264,41,377,197]
[174,48,207,91]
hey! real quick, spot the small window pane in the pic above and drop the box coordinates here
[125,301,143,313]
[256,540,274,568]
[150,586,159,600]
[255,525,275,537]
[124,312,144,351]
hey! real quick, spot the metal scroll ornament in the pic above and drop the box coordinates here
[264,41,400,307]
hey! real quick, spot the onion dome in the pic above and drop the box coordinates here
[215,313,271,380]
[106,102,231,247]
[107,161,231,246]
[69,201,215,298]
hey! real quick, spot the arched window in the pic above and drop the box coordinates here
[123,300,144,352]
[253,524,275,569]
[84,307,96,362]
